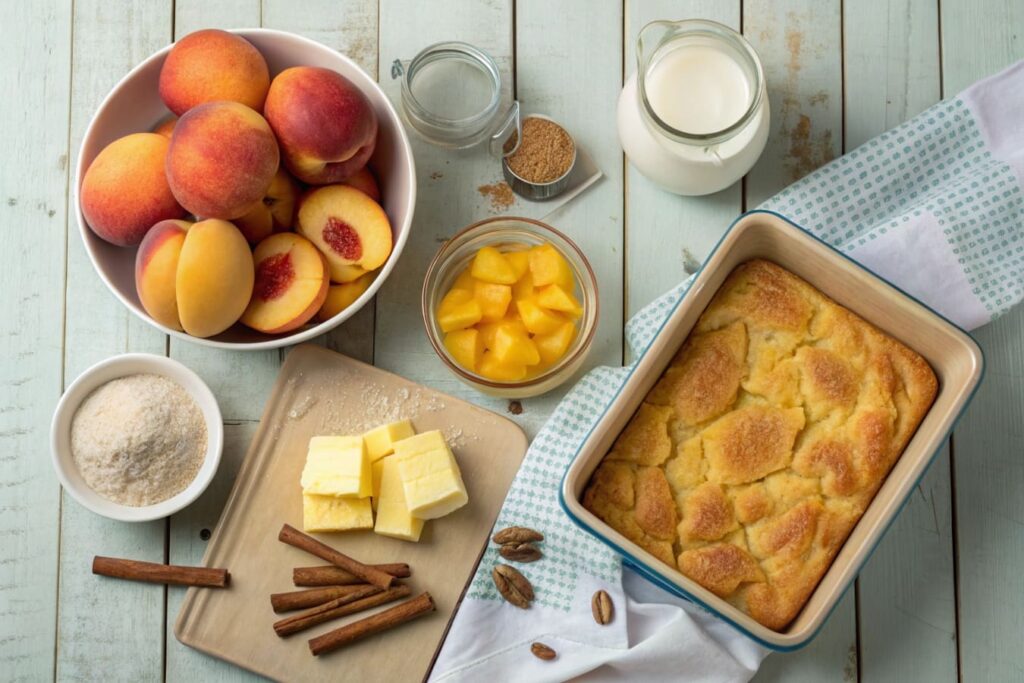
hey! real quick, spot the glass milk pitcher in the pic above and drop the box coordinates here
[618,19,769,196]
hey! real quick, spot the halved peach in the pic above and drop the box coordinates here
[296,185,393,282]
[342,167,381,202]
[176,219,254,338]
[241,233,329,334]
[317,272,375,321]
[444,328,484,372]
[135,219,192,331]
[234,168,301,243]
[332,263,370,283]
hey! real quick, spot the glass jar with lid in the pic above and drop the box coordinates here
[618,19,769,196]
[395,41,520,156]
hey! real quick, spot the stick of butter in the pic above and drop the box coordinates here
[363,419,415,463]
[303,493,373,532]
[300,435,371,497]
[393,430,468,520]
[373,456,425,542]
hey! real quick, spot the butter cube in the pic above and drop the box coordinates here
[396,443,469,520]
[303,494,373,532]
[392,430,448,459]
[363,420,416,463]
[309,435,362,451]
[373,457,425,542]
[300,437,371,497]
[371,458,386,510]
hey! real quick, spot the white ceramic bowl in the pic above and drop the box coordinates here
[51,354,224,522]
[73,28,416,350]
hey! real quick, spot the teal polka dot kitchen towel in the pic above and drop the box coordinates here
[430,61,1024,683]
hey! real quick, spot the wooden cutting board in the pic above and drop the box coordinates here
[175,344,528,681]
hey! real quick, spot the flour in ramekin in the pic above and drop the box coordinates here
[70,373,207,507]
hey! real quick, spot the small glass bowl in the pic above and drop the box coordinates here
[422,217,599,398]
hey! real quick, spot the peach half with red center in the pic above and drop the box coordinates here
[264,66,378,185]
[234,168,301,244]
[166,101,279,220]
[158,29,270,116]
[296,185,393,282]
[241,233,329,334]
[80,133,186,246]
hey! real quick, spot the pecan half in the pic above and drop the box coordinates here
[591,589,613,625]
[499,542,543,563]
[492,564,534,609]
[492,526,544,545]
[531,642,556,660]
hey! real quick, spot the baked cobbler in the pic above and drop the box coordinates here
[583,259,937,630]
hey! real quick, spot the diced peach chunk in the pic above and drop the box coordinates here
[471,246,518,284]
[450,268,477,294]
[512,270,534,303]
[528,243,574,288]
[536,283,582,317]
[534,321,577,364]
[478,352,527,382]
[516,298,567,335]
[506,251,530,280]
[492,324,540,366]
[478,318,528,350]
[444,328,484,372]
[473,280,512,321]
[437,290,482,332]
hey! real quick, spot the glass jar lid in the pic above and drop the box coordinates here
[395,41,520,155]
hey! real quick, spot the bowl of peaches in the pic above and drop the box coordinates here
[74,28,415,349]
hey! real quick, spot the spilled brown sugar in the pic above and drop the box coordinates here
[477,181,515,212]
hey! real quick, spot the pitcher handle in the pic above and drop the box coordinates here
[489,100,522,158]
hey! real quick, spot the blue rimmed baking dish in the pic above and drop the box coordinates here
[560,210,984,651]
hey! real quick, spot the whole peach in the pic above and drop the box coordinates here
[166,101,279,220]
[158,29,270,116]
[234,168,300,243]
[264,66,378,185]
[80,133,186,246]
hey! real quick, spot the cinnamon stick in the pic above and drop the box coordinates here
[308,592,435,656]
[274,585,411,638]
[278,524,394,590]
[92,556,229,588]
[271,584,374,613]
[293,563,411,587]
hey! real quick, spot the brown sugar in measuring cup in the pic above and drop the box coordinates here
[502,115,577,200]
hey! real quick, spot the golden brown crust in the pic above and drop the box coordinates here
[583,259,938,631]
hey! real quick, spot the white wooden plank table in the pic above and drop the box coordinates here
[1,1,1021,680]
